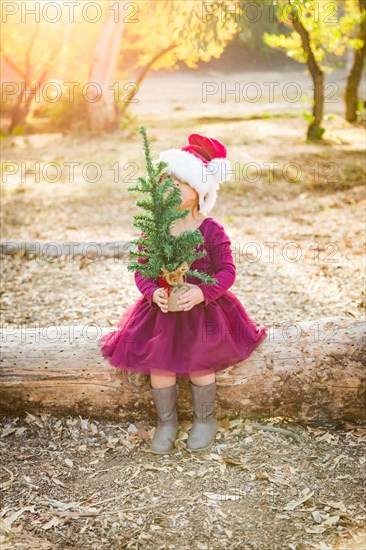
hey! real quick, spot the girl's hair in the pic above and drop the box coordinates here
[181,189,200,218]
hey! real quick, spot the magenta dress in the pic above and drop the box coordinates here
[97,217,268,378]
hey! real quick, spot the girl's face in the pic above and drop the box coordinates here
[173,177,197,205]
[161,174,197,208]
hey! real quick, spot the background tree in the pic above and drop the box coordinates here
[1,21,59,134]
[87,0,127,133]
[1,0,240,133]
[229,1,290,66]
[344,0,366,122]
[263,0,330,140]
[263,0,366,138]
[0,1,109,133]
[119,0,240,114]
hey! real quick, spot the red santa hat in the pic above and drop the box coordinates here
[153,133,232,215]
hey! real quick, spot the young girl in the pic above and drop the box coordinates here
[97,133,268,455]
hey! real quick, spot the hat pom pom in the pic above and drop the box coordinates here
[206,158,232,186]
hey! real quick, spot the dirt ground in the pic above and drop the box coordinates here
[0,413,365,549]
[1,68,366,548]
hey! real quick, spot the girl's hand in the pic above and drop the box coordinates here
[177,283,205,311]
[152,288,169,313]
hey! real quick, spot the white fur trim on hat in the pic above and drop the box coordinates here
[153,149,231,215]
[206,157,232,185]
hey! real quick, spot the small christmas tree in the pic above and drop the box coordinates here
[126,126,217,310]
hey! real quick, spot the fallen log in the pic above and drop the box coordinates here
[0,317,365,428]
[0,241,131,258]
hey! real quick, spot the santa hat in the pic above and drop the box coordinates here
[153,133,232,215]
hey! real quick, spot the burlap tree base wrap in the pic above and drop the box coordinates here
[160,261,191,312]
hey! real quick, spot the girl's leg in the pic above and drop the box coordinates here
[150,368,177,389]
[189,371,215,386]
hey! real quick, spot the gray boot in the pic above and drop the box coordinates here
[150,383,180,454]
[187,380,219,452]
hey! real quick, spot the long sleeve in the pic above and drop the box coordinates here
[196,222,236,306]
[133,238,161,307]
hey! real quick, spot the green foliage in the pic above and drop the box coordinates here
[263,31,307,63]
[235,2,286,57]
[263,0,366,68]
[33,87,89,131]
[124,0,240,72]
[11,125,25,136]
[118,110,139,133]
[302,111,315,124]
[126,126,217,285]
[307,125,326,140]
[357,99,366,114]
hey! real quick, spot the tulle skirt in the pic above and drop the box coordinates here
[97,290,268,379]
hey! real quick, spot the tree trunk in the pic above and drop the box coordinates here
[0,317,365,428]
[290,11,325,140]
[0,240,131,258]
[122,43,180,114]
[345,0,366,123]
[3,27,59,134]
[8,68,49,134]
[8,90,28,134]
[87,0,126,133]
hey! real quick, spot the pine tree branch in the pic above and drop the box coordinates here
[126,126,218,286]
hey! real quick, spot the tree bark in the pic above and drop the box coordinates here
[0,240,131,258]
[8,67,49,134]
[3,29,58,134]
[0,317,365,428]
[345,0,366,123]
[87,0,126,133]
[290,10,325,140]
